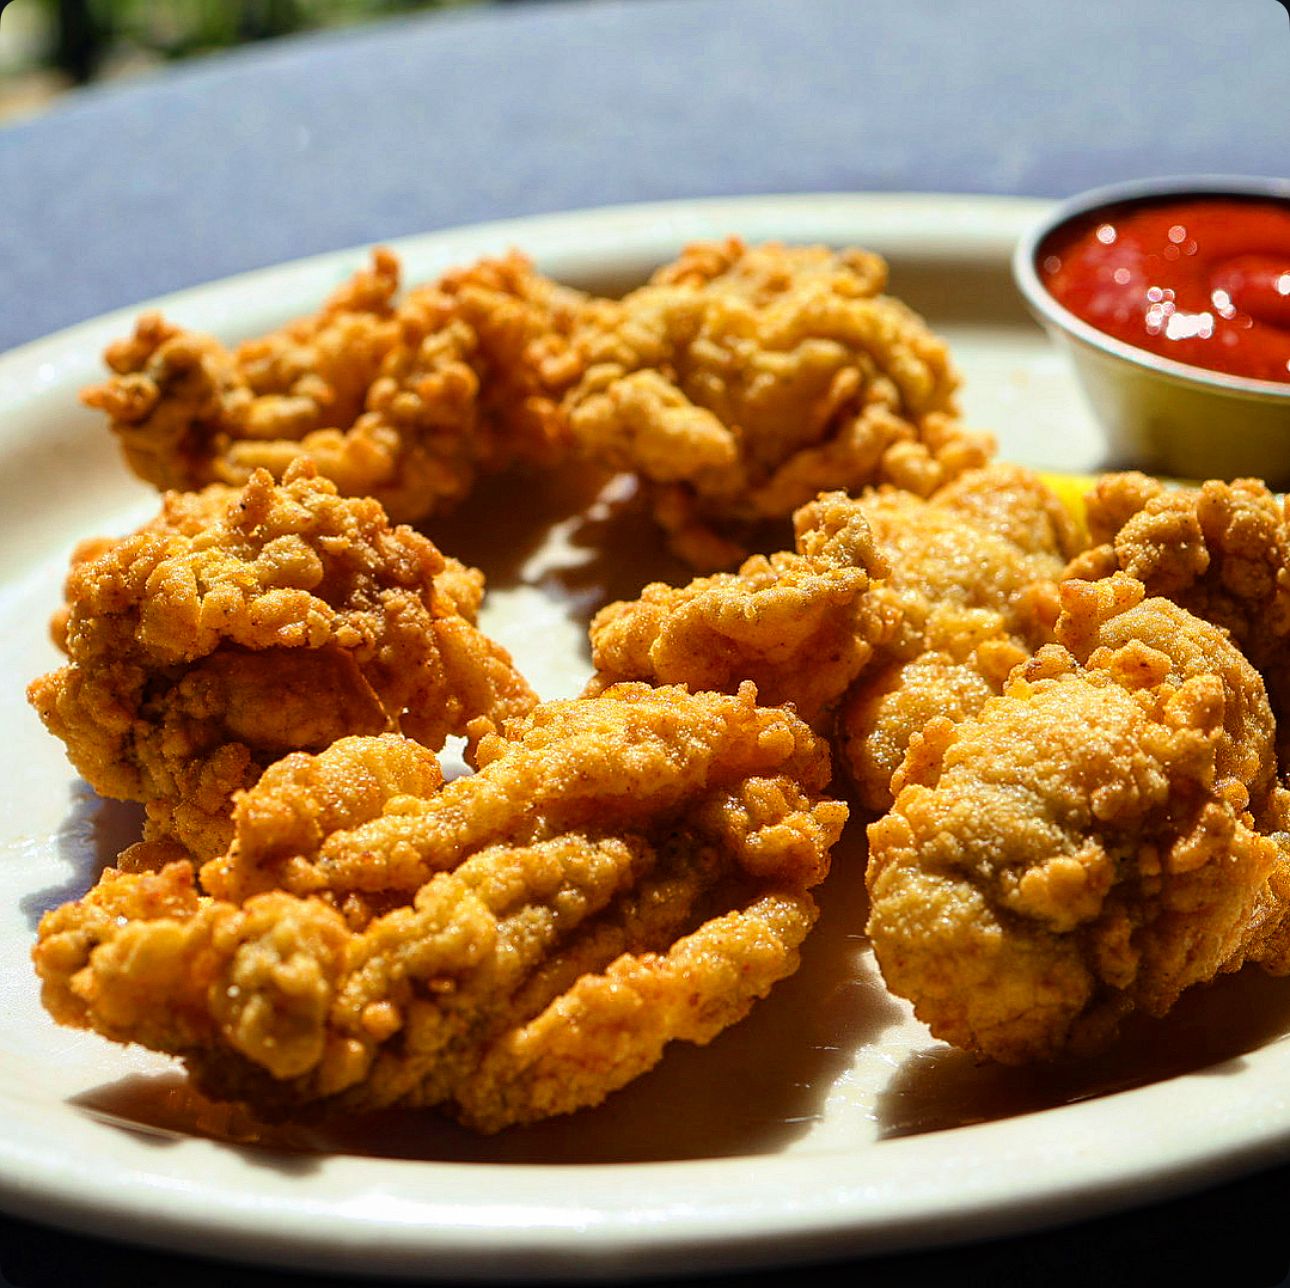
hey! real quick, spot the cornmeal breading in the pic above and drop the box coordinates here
[35,684,847,1131]
[28,461,534,861]
[586,489,894,728]
[867,574,1290,1064]
[566,238,993,567]
[1069,472,1290,753]
[42,231,1290,1121]
[837,463,1082,810]
[587,462,1079,812]
[83,249,584,522]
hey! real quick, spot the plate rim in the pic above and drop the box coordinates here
[10,190,1289,1281]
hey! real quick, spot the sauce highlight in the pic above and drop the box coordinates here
[1040,197,1290,384]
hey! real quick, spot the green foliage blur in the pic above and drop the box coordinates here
[16,0,483,83]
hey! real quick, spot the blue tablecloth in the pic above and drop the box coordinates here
[2,2,1289,1284]
[1,0,1287,353]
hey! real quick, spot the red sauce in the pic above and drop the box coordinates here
[1040,197,1290,383]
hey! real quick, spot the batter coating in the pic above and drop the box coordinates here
[35,683,847,1131]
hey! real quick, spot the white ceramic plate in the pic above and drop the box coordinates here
[3,193,1289,1281]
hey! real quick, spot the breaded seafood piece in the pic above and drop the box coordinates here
[585,462,1079,807]
[48,484,243,653]
[35,683,848,1132]
[28,461,535,862]
[566,237,993,567]
[1069,472,1290,745]
[837,463,1083,810]
[837,644,1023,813]
[867,574,1290,1064]
[854,462,1082,655]
[83,249,585,522]
[83,251,403,493]
[586,490,894,728]
[48,482,482,656]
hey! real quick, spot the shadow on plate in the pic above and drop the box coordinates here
[427,467,692,639]
[70,829,903,1165]
[540,474,692,629]
[419,458,614,595]
[21,783,144,929]
[874,965,1290,1140]
[421,462,801,651]
[552,477,797,618]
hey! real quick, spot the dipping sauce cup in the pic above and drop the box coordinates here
[1013,176,1290,484]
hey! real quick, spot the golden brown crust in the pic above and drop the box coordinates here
[51,241,1290,1117]
[585,462,1076,811]
[34,684,846,1130]
[837,643,1024,813]
[565,237,994,567]
[866,574,1290,1063]
[28,462,534,860]
[586,490,894,728]
[83,252,403,493]
[1067,475,1290,755]
[835,463,1078,811]
[83,249,585,522]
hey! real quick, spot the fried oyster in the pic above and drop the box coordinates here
[587,461,1079,811]
[565,237,994,567]
[586,489,894,729]
[83,249,585,523]
[836,463,1083,811]
[34,683,848,1132]
[28,461,535,863]
[867,574,1290,1064]
[1069,472,1290,749]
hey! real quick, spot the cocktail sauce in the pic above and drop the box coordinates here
[1040,198,1290,383]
